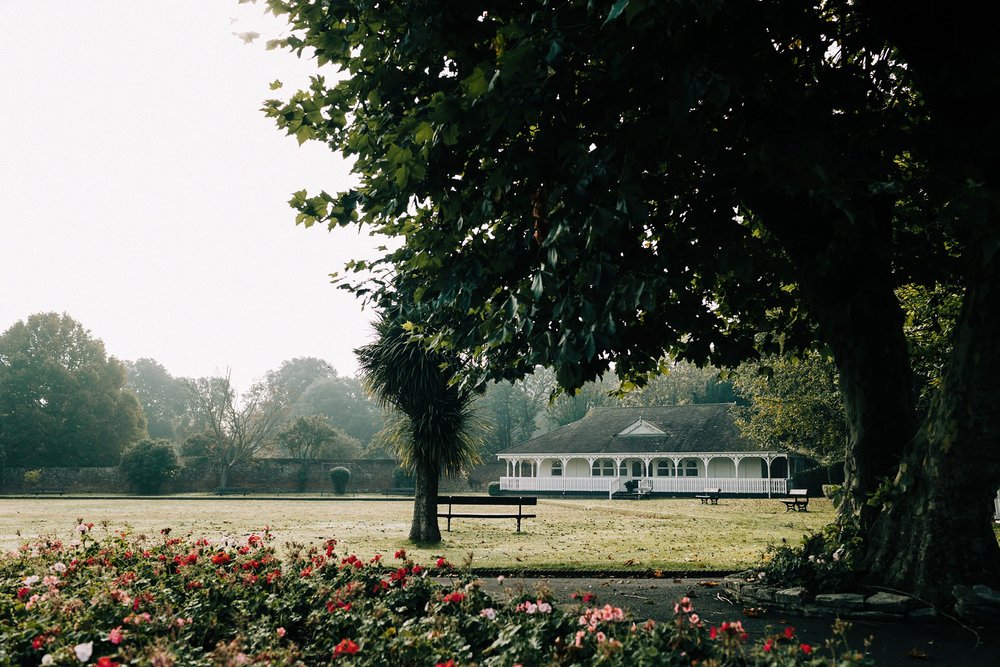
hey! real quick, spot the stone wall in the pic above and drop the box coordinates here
[1,459,508,495]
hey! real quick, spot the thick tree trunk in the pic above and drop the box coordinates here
[760,199,917,527]
[409,458,441,543]
[864,240,1000,605]
[219,465,229,490]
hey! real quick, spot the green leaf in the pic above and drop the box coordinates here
[269,79,283,91]
[604,0,630,25]
[462,67,489,99]
[414,121,435,145]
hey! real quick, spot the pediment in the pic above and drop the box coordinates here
[616,417,664,437]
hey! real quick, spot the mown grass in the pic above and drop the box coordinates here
[0,496,835,571]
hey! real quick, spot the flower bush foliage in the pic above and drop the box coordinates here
[1,523,874,666]
[757,523,862,594]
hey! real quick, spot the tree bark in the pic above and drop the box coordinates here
[410,457,441,544]
[758,198,917,527]
[864,238,1000,604]
[219,465,229,490]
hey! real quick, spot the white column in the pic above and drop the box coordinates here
[642,457,652,477]
[586,458,597,476]
[765,455,773,498]
[701,457,712,478]
[534,458,543,477]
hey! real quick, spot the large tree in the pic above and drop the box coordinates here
[264,0,1000,603]
[293,375,382,445]
[0,313,145,467]
[123,358,194,442]
[356,313,481,544]
[184,373,287,489]
[275,414,361,490]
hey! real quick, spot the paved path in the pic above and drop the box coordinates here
[469,576,1000,667]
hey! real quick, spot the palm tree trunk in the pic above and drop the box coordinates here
[409,457,441,543]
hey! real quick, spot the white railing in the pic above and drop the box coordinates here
[500,476,787,496]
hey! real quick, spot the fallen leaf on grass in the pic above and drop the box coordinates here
[905,648,929,660]
[697,581,720,588]
[624,558,637,566]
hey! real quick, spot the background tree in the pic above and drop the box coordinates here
[356,313,482,543]
[265,0,1000,602]
[265,357,338,405]
[476,376,549,456]
[293,375,382,445]
[731,353,846,465]
[119,439,180,495]
[184,373,287,489]
[275,414,361,490]
[123,358,193,442]
[0,313,145,467]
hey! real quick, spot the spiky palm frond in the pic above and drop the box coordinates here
[356,314,483,475]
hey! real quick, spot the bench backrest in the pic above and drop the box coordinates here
[436,495,537,506]
[788,488,808,497]
[704,487,722,493]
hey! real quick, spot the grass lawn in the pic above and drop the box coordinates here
[0,495,835,572]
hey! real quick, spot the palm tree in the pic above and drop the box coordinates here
[356,313,482,543]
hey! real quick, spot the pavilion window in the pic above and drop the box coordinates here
[591,459,615,476]
[656,460,674,477]
[551,460,562,477]
[680,459,698,476]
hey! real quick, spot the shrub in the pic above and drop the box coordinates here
[329,466,351,494]
[758,523,862,594]
[487,481,502,496]
[119,439,180,494]
[181,433,214,458]
[22,469,42,487]
[0,527,873,666]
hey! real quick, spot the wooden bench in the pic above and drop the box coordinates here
[214,487,252,496]
[436,495,537,532]
[694,487,722,504]
[31,487,67,495]
[781,488,810,512]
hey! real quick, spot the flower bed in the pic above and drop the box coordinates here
[1,523,875,666]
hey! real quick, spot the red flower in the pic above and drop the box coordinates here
[443,591,466,604]
[800,643,813,654]
[333,638,360,656]
[763,639,773,652]
[32,635,45,650]
[394,549,407,559]
[17,587,30,599]
[709,626,719,639]
[97,657,120,667]
[211,552,231,566]
[436,661,456,667]
[436,557,450,568]
[300,566,313,577]
[784,626,795,639]
[412,564,423,574]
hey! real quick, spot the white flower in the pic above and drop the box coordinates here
[24,575,39,586]
[50,562,66,573]
[73,641,93,662]
[537,601,552,614]
[496,575,505,583]
[480,607,497,620]
[41,655,54,666]
[75,523,89,533]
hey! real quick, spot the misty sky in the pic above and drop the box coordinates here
[0,2,380,390]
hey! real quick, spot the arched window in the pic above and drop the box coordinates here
[656,460,674,477]
[551,460,562,477]
[618,461,628,476]
[591,459,615,476]
[680,459,699,477]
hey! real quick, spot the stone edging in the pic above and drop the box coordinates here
[723,573,937,622]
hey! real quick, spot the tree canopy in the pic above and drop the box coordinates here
[265,0,1000,603]
[0,313,145,467]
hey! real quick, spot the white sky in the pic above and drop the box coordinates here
[0,1,380,390]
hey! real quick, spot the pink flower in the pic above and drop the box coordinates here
[276,627,286,638]
[108,626,124,645]
[763,639,773,652]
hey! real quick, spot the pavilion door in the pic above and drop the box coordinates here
[632,461,643,477]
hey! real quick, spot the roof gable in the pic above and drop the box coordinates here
[615,417,665,436]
